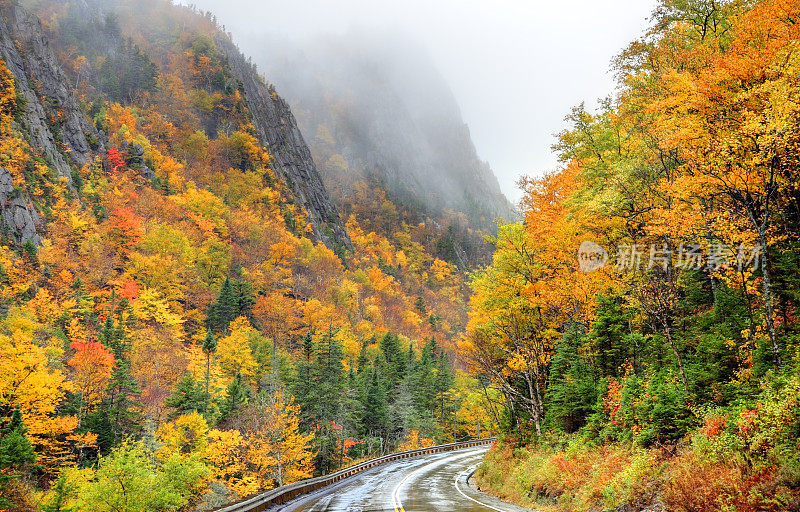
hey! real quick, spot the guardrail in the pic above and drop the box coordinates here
[211,437,496,512]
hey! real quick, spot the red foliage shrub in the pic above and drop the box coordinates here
[664,453,790,512]
[701,416,727,438]
[107,147,126,172]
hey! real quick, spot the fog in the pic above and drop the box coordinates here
[181,0,658,203]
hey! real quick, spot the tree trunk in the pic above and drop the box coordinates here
[699,198,720,301]
[664,322,688,392]
[276,453,284,487]
[740,266,756,347]
[757,226,781,371]
[480,381,501,427]
[205,353,211,412]
[524,371,543,436]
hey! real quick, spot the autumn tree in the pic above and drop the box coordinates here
[68,341,116,414]
[0,309,82,474]
[461,224,558,437]
[230,392,314,488]
[215,317,258,386]
[70,442,208,512]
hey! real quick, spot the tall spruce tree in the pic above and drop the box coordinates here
[219,372,251,422]
[360,367,388,440]
[165,373,210,419]
[546,325,598,433]
[93,311,140,452]
[0,407,36,509]
[379,332,406,391]
[413,338,439,412]
[434,349,455,425]
[292,329,348,473]
[313,330,346,471]
[292,331,317,431]
[589,295,632,379]
[206,277,254,333]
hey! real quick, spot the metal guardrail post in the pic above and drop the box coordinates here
[210,437,496,512]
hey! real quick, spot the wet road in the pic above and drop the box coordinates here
[276,447,531,512]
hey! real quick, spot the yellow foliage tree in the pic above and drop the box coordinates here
[0,308,86,474]
[234,391,314,489]
[215,317,258,386]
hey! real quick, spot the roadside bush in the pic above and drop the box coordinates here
[477,440,662,512]
[662,452,746,512]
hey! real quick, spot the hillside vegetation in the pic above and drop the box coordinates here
[467,1,800,511]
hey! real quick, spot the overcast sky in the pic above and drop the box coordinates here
[182,0,658,204]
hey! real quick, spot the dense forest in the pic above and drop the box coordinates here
[0,0,496,510]
[469,1,800,511]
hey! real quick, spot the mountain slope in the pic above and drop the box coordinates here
[34,0,350,250]
[213,34,350,250]
[246,31,516,232]
[0,4,492,509]
[0,2,103,179]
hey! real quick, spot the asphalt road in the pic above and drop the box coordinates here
[275,447,531,512]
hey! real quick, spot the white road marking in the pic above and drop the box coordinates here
[390,449,486,512]
[453,465,507,512]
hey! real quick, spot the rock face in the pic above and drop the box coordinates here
[0,2,108,245]
[41,0,350,250]
[249,31,517,231]
[215,35,351,250]
[0,168,41,246]
[0,3,104,180]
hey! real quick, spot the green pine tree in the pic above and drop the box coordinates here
[413,338,438,412]
[360,367,388,438]
[379,332,406,391]
[545,324,598,433]
[219,372,250,420]
[589,295,632,378]
[0,407,36,509]
[302,328,346,474]
[292,331,317,430]
[165,373,210,419]
[434,350,455,425]
[207,277,255,333]
[95,312,141,452]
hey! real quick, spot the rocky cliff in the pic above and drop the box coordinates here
[42,0,350,251]
[213,35,351,250]
[0,168,41,246]
[0,2,103,181]
[0,1,108,245]
[246,31,517,232]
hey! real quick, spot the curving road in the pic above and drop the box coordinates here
[275,447,531,512]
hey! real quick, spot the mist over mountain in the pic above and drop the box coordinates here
[241,30,517,232]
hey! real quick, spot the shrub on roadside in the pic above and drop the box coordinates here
[477,440,661,512]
